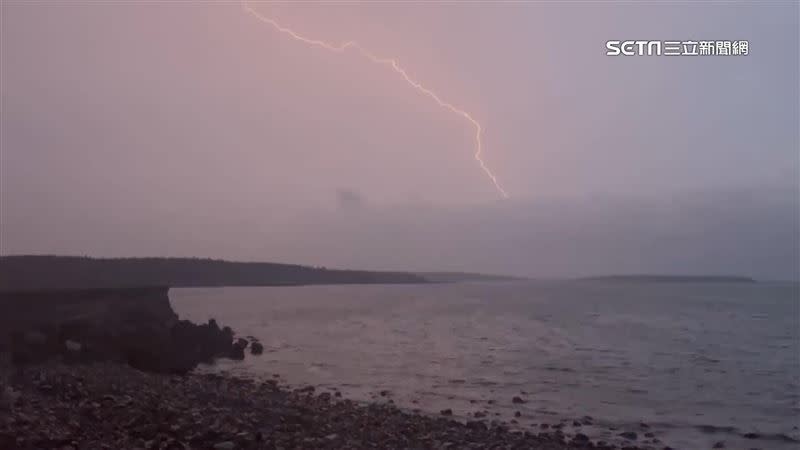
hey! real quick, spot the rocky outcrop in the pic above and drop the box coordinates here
[0,287,244,374]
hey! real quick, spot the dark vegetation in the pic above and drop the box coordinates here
[418,272,524,283]
[0,255,427,291]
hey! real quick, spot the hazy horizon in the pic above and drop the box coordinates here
[1,2,798,280]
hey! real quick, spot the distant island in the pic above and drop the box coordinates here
[418,272,525,283]
[0,255,427,290]
[579,275,756,283]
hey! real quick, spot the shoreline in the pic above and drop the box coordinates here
[1,361,649,450]
[2,286,790,449]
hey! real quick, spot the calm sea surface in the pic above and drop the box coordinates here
[171,281,799,449]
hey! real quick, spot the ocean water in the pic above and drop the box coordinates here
[171,281,799,449]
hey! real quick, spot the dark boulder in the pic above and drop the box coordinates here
[250,342,264,355]
[466,420,486,431]
[229,339,246,360]
[573,433,590,442]
[619,431,637,440]
[170,319,235,365]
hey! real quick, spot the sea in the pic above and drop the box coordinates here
[170,280,800,449]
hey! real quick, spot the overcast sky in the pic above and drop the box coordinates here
[1,2,797,279]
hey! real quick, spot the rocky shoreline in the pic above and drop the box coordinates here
[0,362,658,450]
[0,287,662,449]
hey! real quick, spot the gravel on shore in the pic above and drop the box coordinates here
[0,362,653,450]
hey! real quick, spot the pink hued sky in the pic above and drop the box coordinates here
[1,2,797,279]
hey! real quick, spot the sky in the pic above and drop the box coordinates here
[1,1,798,279]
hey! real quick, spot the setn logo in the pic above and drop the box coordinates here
[606,40,662,56]
[606,40,749,56]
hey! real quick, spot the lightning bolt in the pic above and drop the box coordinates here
[242,2,509,199]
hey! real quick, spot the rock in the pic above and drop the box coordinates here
[65,340,82,352]
[234,431,250,441]
[474,412,486,418]
[713,441,725,448]
[743,432,760,439]
[229,340,246,360]
[172,319,236,364]
[573,433,590,442]
[379,390,390,397]
[512,396,526,404]
[221,326,233,339]
[440,409,453,416]
[644,432,655,438]
[514,411,521,417]
[250,342,264,355]
[212,442,235,450]
[170,441,188,450]
[619,431,638,440]
[573,420,582,426]
[0,386,20,410]
[466,421,486,431]
[23,331,48,345]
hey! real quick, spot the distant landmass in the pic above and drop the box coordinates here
[0,255,427,291]
[419,272,525,283]
[579,275,756,283]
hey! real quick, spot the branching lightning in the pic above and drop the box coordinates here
[242,2,509,199]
